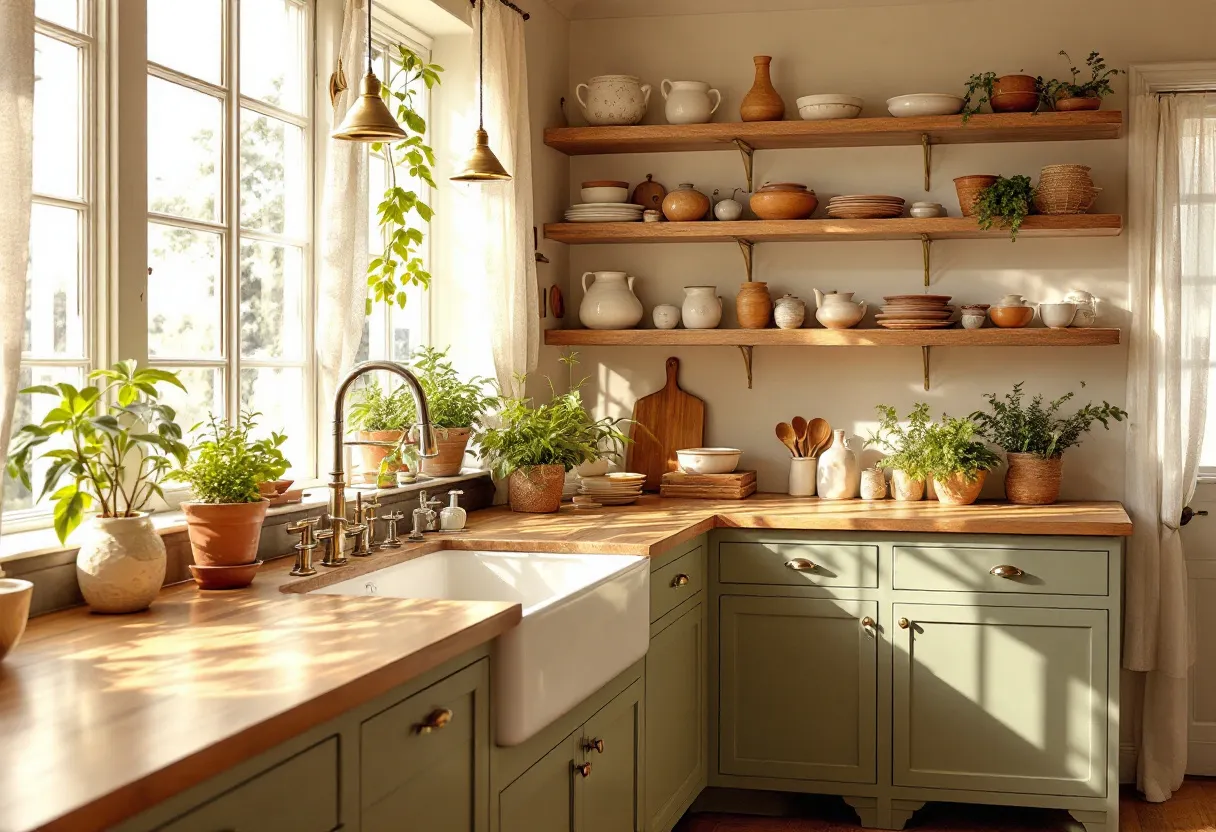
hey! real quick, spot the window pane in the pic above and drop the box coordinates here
[368,153,387,253]
[156,366,224,437]
[35,0,78,30]
[391,292,424,361]
[33,34,80,198]
[240,0,306,114]
[239,241,304,360]
[240,110,306,236]
[147,0,222,84]
[240,366,306,476]
[148,78,223,222]
[26,204,84,358]
[148,222,223,359]
[2,365,85,514]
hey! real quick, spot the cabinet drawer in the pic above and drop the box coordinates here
[718,541,878,588]
[651,546,704,622]
[893,545,1109,596]
[159,738,338,832]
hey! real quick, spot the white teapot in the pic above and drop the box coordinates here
[813,289,867,330]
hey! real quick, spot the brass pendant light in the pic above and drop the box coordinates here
[451,0,511,181]
[332,0,408,142]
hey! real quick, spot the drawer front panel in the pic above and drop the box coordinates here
[651,545,705,622]
[718,541,879,588]
[893,546,1109,596]
[159,738,338,832]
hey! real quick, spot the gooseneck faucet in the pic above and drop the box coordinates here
[323,361,439,567]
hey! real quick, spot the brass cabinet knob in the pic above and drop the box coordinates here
[583,737,604,754]
[784,558,817,572]
[861,616,876,630]
[416,708,453,734]
[671,573,691,588]
[989,564,1025,579]
[574,762,592,777]
[898,618,911,629]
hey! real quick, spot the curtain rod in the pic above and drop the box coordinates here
[471,0,530,20]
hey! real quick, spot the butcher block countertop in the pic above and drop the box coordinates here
[0,495,1130,832]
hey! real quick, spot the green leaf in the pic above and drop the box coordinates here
[134,367,187,391]
[19,384,60,397]
[52,484,86,544]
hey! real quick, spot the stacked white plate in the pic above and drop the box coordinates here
[564,202,645,223]
[578,472,646,505]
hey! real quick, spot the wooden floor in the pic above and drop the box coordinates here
[677,781,1216,831]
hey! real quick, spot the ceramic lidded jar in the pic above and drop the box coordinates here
[652,304,681,330]
[662,183,711,222]
[576,75,652,125]
[579,271,644,330]
[740,56,784,121]
[816,430,860,500]
[682,286,723,329]
[76,514,167,614]
[773,295,806,329]
[813,289,867,329]
[661,79,722,125]
[736,282,773,329]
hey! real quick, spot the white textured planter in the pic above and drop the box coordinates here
[76,514,166,614]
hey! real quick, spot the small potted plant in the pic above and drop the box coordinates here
[170,411,287,588]
[254,430,292,498]
[5,361,188,613]
[1039,51,1122,112]
[401,346,497,478]
[973,174,1036,240]
[922,414,1002,506]
[962,70,1041,120]
[348,379,413,483]
[971,382,1126,505]
[866,403,933,502]
[475,357,630,513]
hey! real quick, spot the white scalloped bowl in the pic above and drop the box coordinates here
[796,94,864,120]
[886,93,965,118]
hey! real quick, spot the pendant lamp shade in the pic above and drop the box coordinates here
[451,0,511,182]
[332,0,407,143]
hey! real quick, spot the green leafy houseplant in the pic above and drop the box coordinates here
[922,414,1002,484]
[170,411,289,504]
[348,379,414,433]
[367,45,443,315]
[6,361,188,543]
[961,71,999,121]
[974,175,1036,240]
[1039,51,1122,106]
[866,403,933,481]
[970,382,1127,459]
[401,346,497,430]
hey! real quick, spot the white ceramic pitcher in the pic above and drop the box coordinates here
[661,80,722,124]
[579,271,644,330]
[813,289,867,329]
[682,286,723,329]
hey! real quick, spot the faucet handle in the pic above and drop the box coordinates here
[287,517,319,543]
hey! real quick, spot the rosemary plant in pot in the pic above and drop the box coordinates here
[922,414,1002,506]
[347,379,413,483]
[866,403,933,502]
[401,346,496,478]
[5,361,188,613]
[971,382,1126,505]
[1039,50,1121,112]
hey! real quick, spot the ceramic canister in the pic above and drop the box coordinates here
[579,271,644,330]
[661,80,722,125]
[789,457,817,497]
[773,295,806,329]
[682,286,723,329]
[652,304,681,330]
[816,430,860,500]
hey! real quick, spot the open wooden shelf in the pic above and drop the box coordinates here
[544,111,1123,155]
[544,327,1121,348]
[544,215,1123,245]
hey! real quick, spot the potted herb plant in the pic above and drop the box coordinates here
[922,414,1002,506]
[1039,51,1122,112]
[5,361,188,613]
[476,359,630,513]
[971,382,1126,505]
[973,174,1036,240]
[348,379,413,483]
[400,346,497,478]
[254,430,292,498]
[170,411,288,588]
[866,403,933,502]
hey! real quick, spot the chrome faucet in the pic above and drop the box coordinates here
[324,361,439,567]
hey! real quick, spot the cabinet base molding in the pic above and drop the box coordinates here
[843,796,879,827]
[842,796,925,830]
[889,799,926,829]
[1068,809,1109,832]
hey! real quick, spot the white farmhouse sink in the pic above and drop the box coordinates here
[312,550,650,746]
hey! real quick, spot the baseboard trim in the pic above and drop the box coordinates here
[1120,743,1137,784]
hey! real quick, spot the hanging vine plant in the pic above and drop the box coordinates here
[367,45,443,315]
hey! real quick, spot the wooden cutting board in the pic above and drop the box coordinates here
[627,357,705,492]
[660,471,757,500]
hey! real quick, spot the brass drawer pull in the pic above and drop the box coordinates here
[416,708,453,734]
[583,737,604,754]
[575,762,592,777]
[898,618,911,629]
[671,573,691,588]
[861,616,876,630]
[990,564,1025,579]
[784,558,817,572]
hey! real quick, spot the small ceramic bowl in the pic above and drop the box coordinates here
[576,458,611,478]
[910,206,945,218]
[580,186,629,204]
[796,94,864,121]
[1039,302,1078,329]
[961,314,986,330]
[0,578,33,662]
[988,306,1036,328]
[676,447,742,475]
[886,93,965,117]
[643,209,662,223]
[652,303,681,330]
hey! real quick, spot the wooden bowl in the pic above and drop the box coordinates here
[988,306,1035,328]
[750,187,818,220]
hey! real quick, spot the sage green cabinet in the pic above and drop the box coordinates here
[719,595,877,784]
[645,598,706,832]
[580,677,645,832]
[892,603,1108,798]
[499,731,579,832]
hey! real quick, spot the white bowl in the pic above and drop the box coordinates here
[1039,302,1078,329]
[796,94,864,121]
[676,447,742,475]
[576,458,610,478]
[886,93,965,118]
[0,578,33,662]
[580,186,629,204]
[910,206,945,218]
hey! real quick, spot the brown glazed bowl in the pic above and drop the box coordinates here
[990,75,1040,112]
[988,306,1036,328]
[750,184,818,220]
[1054,96,1102,112]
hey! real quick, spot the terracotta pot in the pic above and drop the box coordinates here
[750,183,818,220]
[1054,96,1101,112]
[988,305,1036,328]
[631,174,667,210]
[421,426,472,478]
[357,430,405,484]
[0,578,34,661]
[736,282,773,329]
[182,500,269,567]
[954,175,998,217]
[662,183,710,222]
[1005,452,1063,505]
[188,561,263,591]
[990,74,1040,112]
[891,470,925,502]
[740,56,784,122]
[508,465,566,513]
[932,470,988,506]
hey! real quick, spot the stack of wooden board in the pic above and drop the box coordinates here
[659,470,757,500]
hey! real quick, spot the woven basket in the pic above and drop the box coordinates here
[508,465,565,513]
[1040,164,1092,177]
[1036,165,1099,214]
[954,175,999,218]
[1005,453,1063,505]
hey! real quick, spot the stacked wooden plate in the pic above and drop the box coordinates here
[876,295,956,330]
[564,202,644,223]
[578,472,646,505]
[826,195,905,219]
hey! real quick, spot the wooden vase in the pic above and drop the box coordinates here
[1004,452,1063,505]
[736,282,773,329]
[932,470,987,506]
[508,465,565,513]
[740,56,784,122]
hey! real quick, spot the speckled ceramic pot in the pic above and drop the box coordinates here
[75,514,166,614]
[508,465,566,513]
[576,75,652,126]
[891,470,925,502]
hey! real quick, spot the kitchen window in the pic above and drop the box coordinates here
[1190,104,1216,481]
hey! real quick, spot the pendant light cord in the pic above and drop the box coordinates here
[477,0,485,131]
[366,0,374,74]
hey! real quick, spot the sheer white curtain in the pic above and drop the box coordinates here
[0,0,35,540]
[1124,91,1216,802]
[472,0,538,396]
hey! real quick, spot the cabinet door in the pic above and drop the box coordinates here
[892,604,1107,797]
[646,600,706,832]
[580,678,645,832]
[361,659,490,832]
[719,596,877,784]
[499,731,578,832]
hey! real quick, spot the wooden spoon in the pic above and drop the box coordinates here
[806,418,832,458]
[791,416,808,457]
[775,422,800,457]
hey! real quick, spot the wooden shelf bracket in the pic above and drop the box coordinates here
[737,238,755,282]
[738,346,754,389]
[921,133,932,191]
[922,345,931,391]
[920,233,932,287]
[733,138,755,192]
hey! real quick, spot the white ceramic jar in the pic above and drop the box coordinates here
[661,79,722,124]
[652,304,681,330]
[75,514,167,614]
[682,286,723,329]
[789,457,817,497]
[576,75,652,125]
[814,289,867,329]
[860,467,887,500]
[579,271,644,330]
[816,430,860,500]
[713,193,743,221]
[774,295,806,329]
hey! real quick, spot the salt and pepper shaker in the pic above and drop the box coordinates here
[380,510,405,550]
[440,490,467,531]
[286,517,319,577]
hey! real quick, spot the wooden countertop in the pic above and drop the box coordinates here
[0,495,1130,832]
